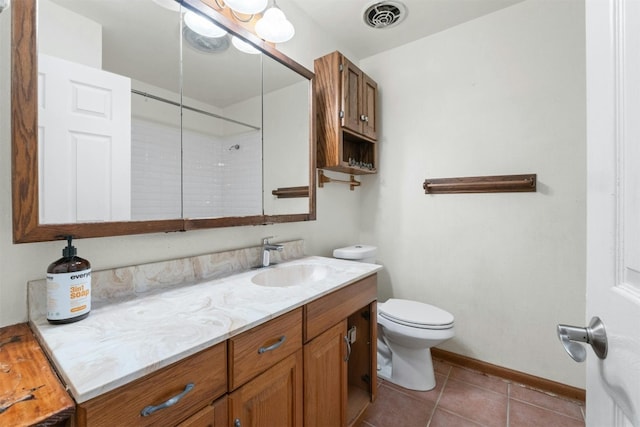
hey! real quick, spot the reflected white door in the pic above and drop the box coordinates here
[38,54,131,223]
[586,0,640,425]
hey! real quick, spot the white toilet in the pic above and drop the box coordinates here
[333,245,455,392]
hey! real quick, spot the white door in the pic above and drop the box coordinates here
[586,0,640,425]
[38,54,131,223]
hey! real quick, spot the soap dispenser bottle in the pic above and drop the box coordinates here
[46,236,91,324]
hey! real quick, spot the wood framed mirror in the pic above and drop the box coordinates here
[11,0,316,243]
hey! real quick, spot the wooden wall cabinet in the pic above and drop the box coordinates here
[315,51,379,175]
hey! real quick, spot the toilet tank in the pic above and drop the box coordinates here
[333,245,377,263]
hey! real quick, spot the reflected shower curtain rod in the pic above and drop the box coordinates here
[131,89,261,131]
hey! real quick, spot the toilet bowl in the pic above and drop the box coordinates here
[332,245,455,392]
[377,298,454,391]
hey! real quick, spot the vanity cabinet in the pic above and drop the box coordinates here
[74,342,227,427]
[315,51,379,175]
[304,274,378,427]
[68,275,377,427]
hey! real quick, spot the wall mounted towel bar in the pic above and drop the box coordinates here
[318,170,361,191]
[271,186,309,198]
[423,174,536,194]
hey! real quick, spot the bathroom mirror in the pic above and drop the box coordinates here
[11,0,315,243]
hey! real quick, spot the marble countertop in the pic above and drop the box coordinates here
[28,256,382,403]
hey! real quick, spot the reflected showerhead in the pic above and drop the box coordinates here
[228,144,240,150]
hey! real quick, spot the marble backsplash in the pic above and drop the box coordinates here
[29,239,305,308]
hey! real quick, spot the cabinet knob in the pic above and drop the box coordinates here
[234,418,242,427]
[360,114,368,122]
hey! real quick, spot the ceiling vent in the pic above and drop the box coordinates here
[363,1,407,29]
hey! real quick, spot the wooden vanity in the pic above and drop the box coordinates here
[24,256,380,427]
[71,274,377,427]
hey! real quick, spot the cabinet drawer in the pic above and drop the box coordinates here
[304,274,377,342]
[76,342,227,427]
[229,308,302,390]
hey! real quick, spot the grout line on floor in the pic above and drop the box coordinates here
[426,365,450,427]
[506,383,511,427]
[509,397,585,422]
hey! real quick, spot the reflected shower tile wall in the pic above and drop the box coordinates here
[132,118,263,219]
[222,130,262,216]
[131,118,182,220]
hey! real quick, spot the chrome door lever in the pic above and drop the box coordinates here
[557,316,607,362]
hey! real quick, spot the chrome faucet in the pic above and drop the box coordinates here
[262,236,284,267]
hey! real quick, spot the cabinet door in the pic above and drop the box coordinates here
[229,350,303,427]
[361,74,378,141]
[304,320,348,427]
[177,396,227,427]
[341,57,363,134]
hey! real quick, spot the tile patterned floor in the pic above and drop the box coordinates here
[356,357,585,427]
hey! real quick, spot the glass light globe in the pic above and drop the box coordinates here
[184,11,227,38]
[231,36,261,54]
[224,0,268,15]
[255,7,295,43]
[152,0,181,12]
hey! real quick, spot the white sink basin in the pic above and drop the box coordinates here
[251,264,331,287]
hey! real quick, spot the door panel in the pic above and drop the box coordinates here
[361,74,377,140]
[38,54,131,223]
[586,0,640,425]
[229,351,303,427]
[342,58,362,134]
[304,320,347,427]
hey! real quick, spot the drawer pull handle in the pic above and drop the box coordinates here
[258,335,286,354]
[140,383,194,417]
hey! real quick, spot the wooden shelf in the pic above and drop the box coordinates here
[347,385,370,427]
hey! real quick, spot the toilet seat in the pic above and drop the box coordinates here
[379,298,454,330]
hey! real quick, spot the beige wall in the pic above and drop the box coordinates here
[0,2,360,326]
[1,0,587,389]
[359,0,586,388]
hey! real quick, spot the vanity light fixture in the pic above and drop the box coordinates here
[255,0,295,43]
[184,10,228,38]
[152,0,181,12]
[223,0,268,15]
[231,36,261,54]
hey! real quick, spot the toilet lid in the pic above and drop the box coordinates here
[379,298,454,329]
